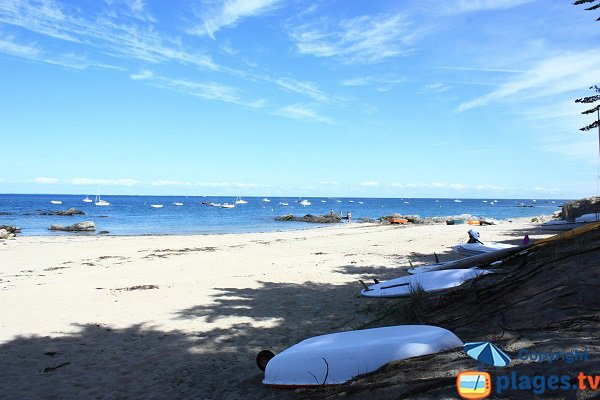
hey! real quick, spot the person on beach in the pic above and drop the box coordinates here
[346,211,352,223]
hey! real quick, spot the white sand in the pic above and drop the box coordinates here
[0,220,549,399]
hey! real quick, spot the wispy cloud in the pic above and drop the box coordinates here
[358,181,379,187]
[390,181,509,192]
[0,0,218,70]
[32,177,58,184]
[65,178,140,186]
[457,50,600,112]
[318,180,340,186]
[189,0,280,39]
[151,180,194,187]
[341,75,405,90]
[272,77,330,103]
[130,70,266,108]
[440,0,534,15]
[421,83,451,93]
[274,104,333,124]
[289,12,417,64]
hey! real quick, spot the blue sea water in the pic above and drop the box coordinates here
[0,194,565,236]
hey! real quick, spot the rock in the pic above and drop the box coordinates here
[0,229,8,239]
[275,213,342,223]
[39,208,85,216]
[0,211,12,215]
[0,225,21,234]
[49,221,96,232]
[98,231,110,235]
[561,196,600,220]
[56,208,85,216]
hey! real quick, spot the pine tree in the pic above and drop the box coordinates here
[574,0,600,21]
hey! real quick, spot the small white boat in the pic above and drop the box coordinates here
[221,203,235,209]
[235,197,248,205]
[541,213,600,231]
[358,201,364,204]
[278,202,289,206]
[298,199,311,206]
[454,199,462,203]
[452,229,515,257]
[349,200,354,203]
[321,200,326,203]
[50,200,62,205]
[208,202,221,207]
[94,195,110,206]
[150,204,163,208]
[82,196,92,203]
[361,268,491,298]
[173,202,184,206]
[260,325,463,386]
[453,242,516,257]
[262,198,271,202]
[336,200,341,203]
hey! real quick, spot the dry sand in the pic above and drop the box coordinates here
[0,219,548,399]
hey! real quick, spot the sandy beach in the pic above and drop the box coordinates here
[0,220,551,399]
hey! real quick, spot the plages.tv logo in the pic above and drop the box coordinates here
[457,342,511,400]
[457,371,491,399]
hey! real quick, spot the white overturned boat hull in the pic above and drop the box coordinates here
[541,213,600,231]
[452,242,516,257]
[361,268,491,298]
[263,325,463,387]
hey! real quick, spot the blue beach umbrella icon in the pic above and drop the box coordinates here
[464,342,511,367]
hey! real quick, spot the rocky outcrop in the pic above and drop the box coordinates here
[39,208,85,216]
[561,196,600,220]
[0,226,20,239]
[49,221,96,232]
[276,214,342,223]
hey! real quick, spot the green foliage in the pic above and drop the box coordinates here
[577,86,600,132]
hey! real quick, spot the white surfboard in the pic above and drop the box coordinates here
[262,325,463,387]
[361,268,491,298]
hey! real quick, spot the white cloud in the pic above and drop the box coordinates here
[289,12,417,64]
[421,83,451,93]
[33,177,58,184]
[272,77,330,103]
[0,0,218,70]
[151,180,194,187]
[318,180,340,186]
[342,75,405,89]
[275,104,333,124]
[441,0,533,15]
[457,50,600,112]
[190,0,280,39]
[65,178,139,186]
[358,181,379,187]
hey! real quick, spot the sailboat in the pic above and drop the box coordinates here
[50,200,62,205]
[82,196,92,203]
[298,199,311,206]
[235,196,248,204]
[95,195,110,206]
[150,204,163,208]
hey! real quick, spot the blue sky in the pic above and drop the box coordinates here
[0,0,598,198]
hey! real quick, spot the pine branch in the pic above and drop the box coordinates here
[585,3,600,10]
[580,121,600,131]
[576,95,600,104]
[574,0,597,5]
[582,104,600,114]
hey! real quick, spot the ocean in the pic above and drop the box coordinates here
[0,194,565,236]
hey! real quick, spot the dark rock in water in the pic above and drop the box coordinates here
[40,208,85,216]
[0,211,12,215]
[561,196,600,220]
[98,231,110,235]
[56,208,85,216]
[49,221,96,232]
[276,213,342,223]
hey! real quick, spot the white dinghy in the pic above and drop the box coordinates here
[259,325,463,387]
[360,268,491,298]
[452,229,516,257]
[541,213,600,231]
